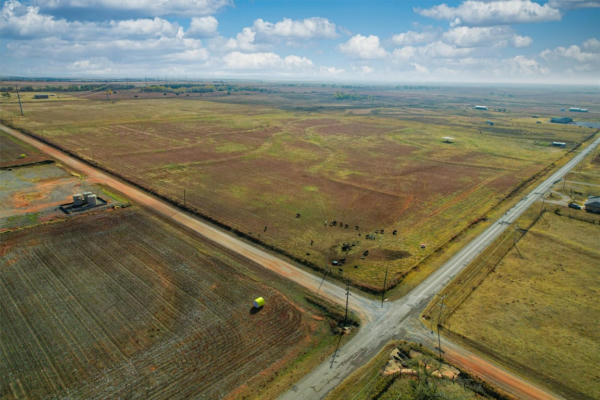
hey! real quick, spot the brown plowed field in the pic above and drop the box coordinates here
[0,208,323,399]
[0,130,49,168]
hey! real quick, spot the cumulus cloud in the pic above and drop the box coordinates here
[392,41,473,63]
[320,66,345,75]
[541,44,600,62]
[109,18,182,38]
[583,37,600,51]
[391,30,436,46]
[1,0,70,38]
[548,0,600,9]
[187,16,218,37]
[253,17,337,39]
[508,55,548,75]
[339,34,387,59]
[417,0,561,26]
[512,35,532,48]
[223,51,312,70]
[33,0,231,17]
[442,26,531,48]
[225,27,257,51]
[0,1,184,40]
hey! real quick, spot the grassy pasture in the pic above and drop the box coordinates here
[440,210,600,400]
[0,92,592,291]
[0,208,340,400]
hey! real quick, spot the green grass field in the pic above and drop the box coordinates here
[0,87,594,291]
[442,210,600,400]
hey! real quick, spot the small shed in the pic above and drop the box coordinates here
[442,136,454,143]
[253,297,265,309]
[585,196,600,214]
[552,141,566,148]
[473,105,488,111]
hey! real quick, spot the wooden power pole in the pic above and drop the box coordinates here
[16,87,24,116]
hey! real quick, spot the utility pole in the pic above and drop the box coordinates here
[16,87,24,116]
[437,295,446,359]
[381,266,389,307]
[514,227,524,259]
[343,279,350,328]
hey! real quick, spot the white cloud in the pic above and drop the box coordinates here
[339,34,387,59]
[320,66,345,75]
[361,65,374,74]
[225,27,257,51]
[417,1,561,26]
[583,37,600,51]
[392,46,417,61]
[391,30,436,45]
[223,51,312,70]
[541,44,599,62]
[548,0,600,9]
[33,0,231,17]
[1,0,69,38]
[283,54,313,68]
[420,41,473,58]
[187,16,218,37]
[512,35,532,48]
[0,1,184,40]
[110,18,180,38]
[253,17,337,39]
[508,55,548,75]
[442,26,531,48]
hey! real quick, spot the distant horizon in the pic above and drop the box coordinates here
[1,76,599,88]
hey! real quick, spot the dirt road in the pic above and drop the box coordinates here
[4,123,594,400]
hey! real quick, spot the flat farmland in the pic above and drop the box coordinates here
[0,208,335,399]
[443,211,600,400]
[0,130,49,168]
[0,95,591,290]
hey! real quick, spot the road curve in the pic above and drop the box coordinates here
[3,122,598,400]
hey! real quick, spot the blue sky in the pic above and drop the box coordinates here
[1,0,599,83]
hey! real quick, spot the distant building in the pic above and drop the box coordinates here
[569,107,588,112]
[550,117,573,124]
[33,94,49,99]
[442,136,454,143]
[473,105,488,111]
[552,141,566,148]
[585,196,600,214]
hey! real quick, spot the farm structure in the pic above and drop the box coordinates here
[0,208,331,399]
[585,196,600,213]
